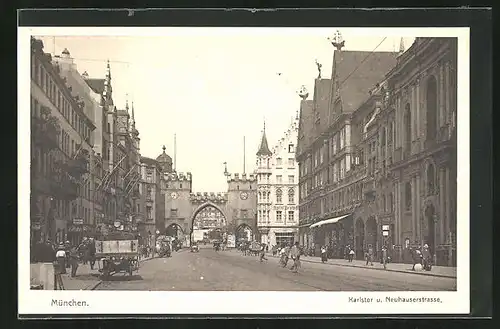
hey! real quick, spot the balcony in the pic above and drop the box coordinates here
[31,115,60,151]
[66,151,90,180]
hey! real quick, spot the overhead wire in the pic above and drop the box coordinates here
[338,37,388,88]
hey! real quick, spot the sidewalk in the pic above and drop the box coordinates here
[267,253,456,278]
[62,256,155,290]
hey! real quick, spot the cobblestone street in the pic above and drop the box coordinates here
[95,248,456,291]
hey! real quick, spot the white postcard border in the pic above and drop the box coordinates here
[18,26,470,315]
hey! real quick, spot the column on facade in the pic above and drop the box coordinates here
[445,62,450,126]
[439,167,446,244]
[411,86,416,143]
[445,166,452,240]
[411,176,417,243]
[396,95,401,149]
[394,182,400,245]
[439,63,446,129]
[416,174,422,244]
[416,81,421,149]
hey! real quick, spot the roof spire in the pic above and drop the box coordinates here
[131,101,135,123]
[256,120,272,156]
[125,93,129,113]
[399,37,405,54]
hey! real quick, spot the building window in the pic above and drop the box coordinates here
[405,182,412,210]
[146,170,153,182]
[288,175,294,184]
[180,183,183,189]
[276,175,282,184]
[146,206,153,220]
[276,188,283,204]
[389,192,394,212]
[288,144,294,153]
[276,211,283,222]
[170,209,178,217]
[276,158,282,167]
[426,75,438,141]
[288,158,294,167]
[382,194,386,212]
[146,186,152,200]
[288,188,295,204]
[288,211,294,222]
[241,209,248,218]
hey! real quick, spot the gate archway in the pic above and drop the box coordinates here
[166,223,184,240]
[190,203,228,243]
[355,218,365,260]
[235,223,253,243]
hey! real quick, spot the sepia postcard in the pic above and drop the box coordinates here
[18,26,470,316]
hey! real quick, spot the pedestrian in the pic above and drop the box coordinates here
[320,245,327,263]
[55,244,67,274]
[69,245,79,277]
[349,248,355,262]
[381,246,388,270]
[366,245,374,266]
[88,238,96,270]
[260,243,268,262]
[289,242,301,273]
[422,244,432,271]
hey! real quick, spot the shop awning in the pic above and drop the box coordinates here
[309,214,351,228]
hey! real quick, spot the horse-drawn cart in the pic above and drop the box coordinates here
[95,232,140,278]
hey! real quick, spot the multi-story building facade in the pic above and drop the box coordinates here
[256,120,300,247]
[297,33,399,257]
[388,37,457,266]
[297,35,457,266]
[139,153,166,246]
[53,49,105,243]
[30,37,95,246]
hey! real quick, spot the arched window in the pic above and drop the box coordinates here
[288,188,295,204]
[427,163,436,194]
[426,75,438,141]
[404,103,412,153]
[405,181,412,210]
[276,188,282,204]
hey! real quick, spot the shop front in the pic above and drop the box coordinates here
[67,223,94,246]
[310,214,354,258]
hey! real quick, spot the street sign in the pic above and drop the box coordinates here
[382,231,389,236]
[73,218,84,225]
[382,225,390,231]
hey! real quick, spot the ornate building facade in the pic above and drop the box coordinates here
[256,120,300,247]
[30,38,95,246]
[297,35,457,266]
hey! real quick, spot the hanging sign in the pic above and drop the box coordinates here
[382,225,390,231]
[73,218,84,225]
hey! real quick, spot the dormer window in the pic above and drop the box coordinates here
[288,144,294,153]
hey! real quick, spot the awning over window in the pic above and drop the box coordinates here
[309,214,351,228]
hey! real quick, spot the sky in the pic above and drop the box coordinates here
[36,29,415,192]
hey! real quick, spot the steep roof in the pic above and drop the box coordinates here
[256,129,272,156]
[296,99,315,157]
[85,78,105,95]
[313,78,332,135]
[333,50,398,114]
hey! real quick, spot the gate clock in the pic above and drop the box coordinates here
[240,192,248,200]
[171,192,178,199]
